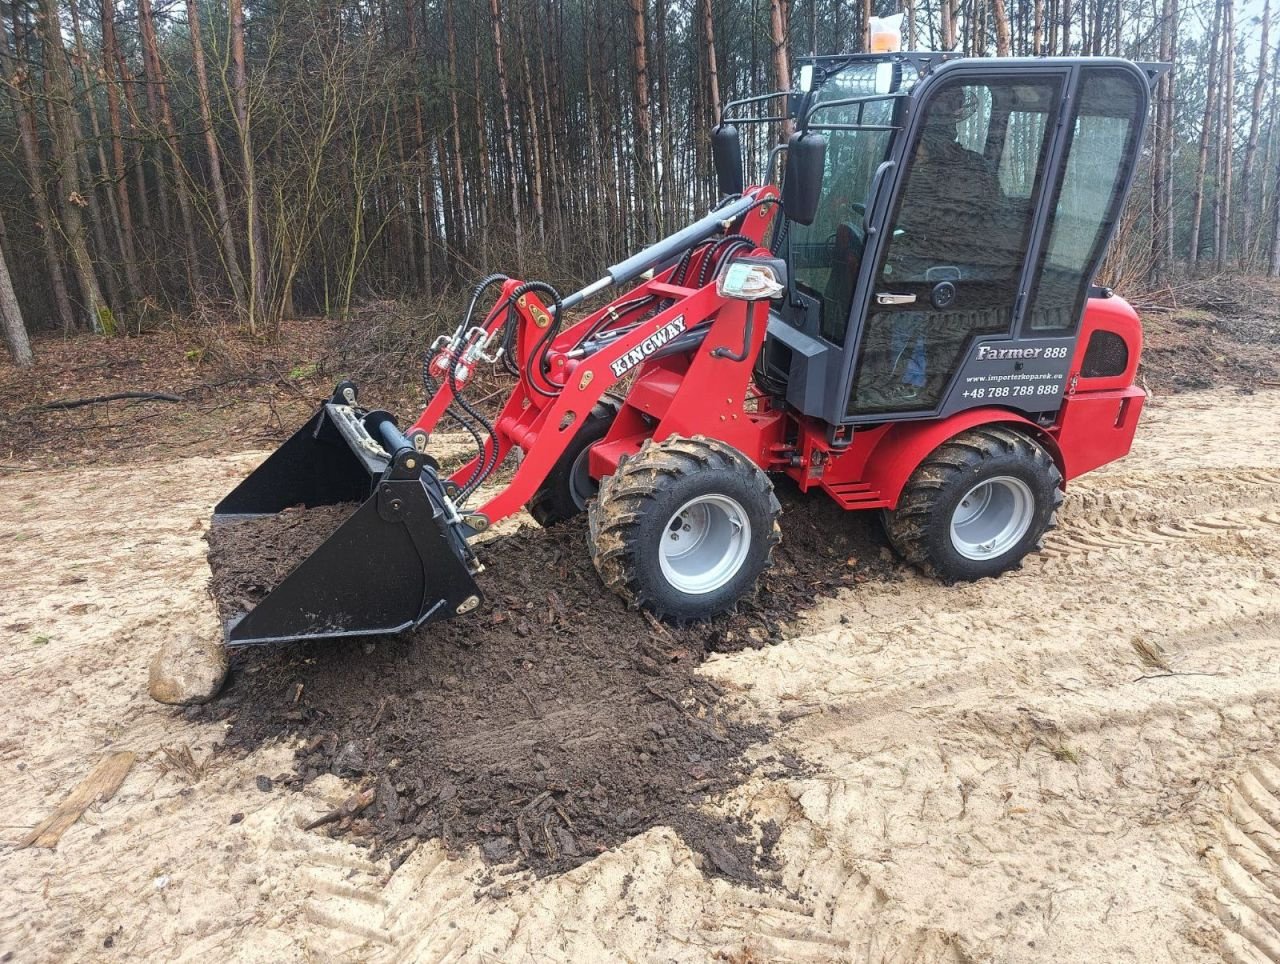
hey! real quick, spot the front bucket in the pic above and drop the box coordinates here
[211,394,481,647]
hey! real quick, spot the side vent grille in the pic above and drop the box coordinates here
[1081,330,1128,378]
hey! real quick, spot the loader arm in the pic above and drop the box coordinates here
[408,186,783,532]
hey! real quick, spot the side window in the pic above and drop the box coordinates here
[998,109,1050,197]
[1025,69,1143,333]
[952,86,993,154]
[849,75,1061,416]
[789,98,896,345]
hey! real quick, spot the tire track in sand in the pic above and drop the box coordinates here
[1039,466,1280,560]
[1210,754,1280,964]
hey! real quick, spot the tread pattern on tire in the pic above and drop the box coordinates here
[587,434,782,621]
[527,394,623,527]
[884,425,1064,580]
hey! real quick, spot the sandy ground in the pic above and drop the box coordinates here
[1,388,1278,963]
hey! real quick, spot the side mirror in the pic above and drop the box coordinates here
[711,124,744,197]
[781,130,826,226]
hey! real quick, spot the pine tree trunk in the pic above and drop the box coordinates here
[1190,0,1222,264]
[471,30,492,254]
[103,2,152,240]
[139,0,203,297]
[135,0,172,244]
[536,0,563,251]
[993,0,1012,55]
[443,0,468,252]
[769,0,792,138]
[1240,0,1270,264]
[185,0,246,309]
[99,0,145,301]
[0,210,34,367]
[229,0,269,334]
[628,0,658,240]
[1,9,76,333]
[403,0,433,286]
[67,0,123,310]
[519,27,548,246]
[38,0,106,332]
[1264,36,1280,270]
[488,0,525,268]
[1215,0,1235,268]
[654,0,674,233]
[1150,0,1176,281]
[1269,121,1280,274]
[703,0,722,123]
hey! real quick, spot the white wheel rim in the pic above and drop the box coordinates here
[658,494,752,595]
[949,476,1035,561]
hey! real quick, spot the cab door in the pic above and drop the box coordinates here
[844,66,1068,418]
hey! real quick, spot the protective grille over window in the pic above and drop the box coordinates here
[1081,329,1128,378]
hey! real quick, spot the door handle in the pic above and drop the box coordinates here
[876,292,917,306]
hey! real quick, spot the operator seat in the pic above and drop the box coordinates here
[822,220,863,342]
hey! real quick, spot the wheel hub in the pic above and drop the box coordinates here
[658,495,751,595]
[568,447,597,511]
[949,476,1034,561]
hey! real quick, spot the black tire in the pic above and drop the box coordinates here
[588,435,781,622]
[527,395,622,527]
[883,425,1063,582]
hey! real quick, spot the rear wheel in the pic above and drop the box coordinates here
[527,395,621,527]
[883,425,1062,582]
[588,435,781,622]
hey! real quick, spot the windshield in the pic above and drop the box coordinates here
[789,64,913,344]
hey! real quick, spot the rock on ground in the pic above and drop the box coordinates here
[149,633,228,705]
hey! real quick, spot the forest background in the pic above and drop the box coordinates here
[0,0,1263,367]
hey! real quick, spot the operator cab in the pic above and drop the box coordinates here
[750,54,1155,432]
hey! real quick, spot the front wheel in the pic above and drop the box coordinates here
[527,395,621,527]
[588,435,781,622]
[883,426,1063,582]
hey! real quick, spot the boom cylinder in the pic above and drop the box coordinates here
[605,195,756,287]
[555,196,758,313]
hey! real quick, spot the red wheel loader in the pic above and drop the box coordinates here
[211,54,1163,645]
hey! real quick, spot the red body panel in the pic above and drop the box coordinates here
[797,296,1147,506]
[589,297,789,477]
[404,191,1145,525]
[1052,387,1145,480]
[1047,295,1147,480]
[1070,294,1143,393]
[798,408,1063,510]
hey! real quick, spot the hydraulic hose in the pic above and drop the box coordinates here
[422,273,510,503]
[697,237,755,288]
[510,280,566,399]
[447,347,500,501]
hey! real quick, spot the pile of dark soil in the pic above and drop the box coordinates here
[198,484,897,883]
[206,504,355,627]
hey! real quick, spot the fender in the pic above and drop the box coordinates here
[862,408,1067,510]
